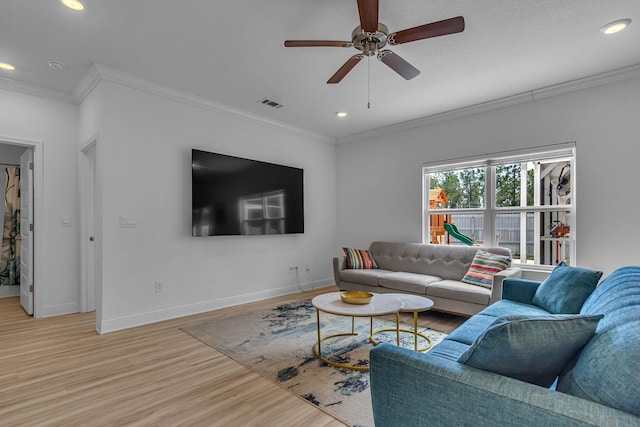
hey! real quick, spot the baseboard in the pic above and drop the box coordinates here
[0,286,19,298]
[98,278,333,334]
[41,301,81,317]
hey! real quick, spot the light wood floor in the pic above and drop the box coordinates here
[0,287,465,426]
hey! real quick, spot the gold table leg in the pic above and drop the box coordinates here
[313,309,405,371]
[370,310,433,352]
[313,309,370,371]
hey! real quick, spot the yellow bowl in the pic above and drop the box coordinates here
[340,291,374,305]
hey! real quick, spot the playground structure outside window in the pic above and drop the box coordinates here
[422,142,576,268]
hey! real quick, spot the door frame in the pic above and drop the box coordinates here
[79,134,102,328]
[0,136,43,317]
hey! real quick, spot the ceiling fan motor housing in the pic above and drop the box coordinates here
[352,23,389,56]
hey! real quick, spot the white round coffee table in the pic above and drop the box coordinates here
[370,293,435,352]
[311,292,401,371]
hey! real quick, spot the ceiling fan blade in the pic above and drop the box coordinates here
[377,50,420,80]
[389,16,465,45]
[327,55,364,84]
[357,0,379,33]
[284,40,353,48]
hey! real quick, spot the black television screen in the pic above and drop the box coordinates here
[192,149,304,236]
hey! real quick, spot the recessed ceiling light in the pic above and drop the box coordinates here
[335,112,348,118]
[0,62,16,71]
[61,0,85,11]
[601,19,631,35]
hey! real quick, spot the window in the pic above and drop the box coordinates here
[423,143,575,268]
[240,190,286,235]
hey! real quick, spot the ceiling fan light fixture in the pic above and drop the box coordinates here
[601,19,631,35]
[61,0,85,11]
[0,62,16,71]
[335,112,348,118]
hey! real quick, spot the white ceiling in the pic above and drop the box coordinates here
[1,1,639,140]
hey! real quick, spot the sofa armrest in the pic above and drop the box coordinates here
[370,343,639,427]
[489,267,522,303]
[332,257,345,288]
[502,277,543,305]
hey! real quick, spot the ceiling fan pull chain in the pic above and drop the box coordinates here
[367,56,371,109]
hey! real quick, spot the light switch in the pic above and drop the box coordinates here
[62,216,72,227]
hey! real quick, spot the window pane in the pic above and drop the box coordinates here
[537,160,572,207]
[495,163,533,207]
[429,167,485,209]
[496,211,571,266]
[428,212,484,245]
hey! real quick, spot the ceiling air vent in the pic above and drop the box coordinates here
[258,98,284,109]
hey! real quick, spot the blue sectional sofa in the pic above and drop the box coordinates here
[370,266,640,426]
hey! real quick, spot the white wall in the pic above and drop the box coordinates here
[82,80,337,332]
[336,75,640,276]
[0,143,27,164]
[0,89,80,315]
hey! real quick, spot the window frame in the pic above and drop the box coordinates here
[422,142,576,270]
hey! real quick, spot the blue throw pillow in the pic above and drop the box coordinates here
[532,262,603,314]
[458,314,603,387]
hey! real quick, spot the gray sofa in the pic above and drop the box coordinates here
[333,241,522,316]
[370,266,640,426]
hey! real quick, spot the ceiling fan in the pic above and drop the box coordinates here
[284,0,465,84]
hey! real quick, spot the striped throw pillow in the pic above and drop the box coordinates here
[461,250,511,288]
[343,247,378,269]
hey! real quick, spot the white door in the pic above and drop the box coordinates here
[85,145,96,312]
[19,149,34,315]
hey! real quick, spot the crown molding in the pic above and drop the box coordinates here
[0,75,76,104]
[73,64,335,144]
[337,63,640,144]
[532,63,640,100]
[71,63,101,103]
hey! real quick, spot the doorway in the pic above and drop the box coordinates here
[80,136,101,328]
[0,141,36,315]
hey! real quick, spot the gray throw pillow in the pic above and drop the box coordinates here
[458,314,603,387]
[532,262,603,314]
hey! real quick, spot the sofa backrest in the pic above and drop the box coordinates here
[368,241,511,281]
[557,266,640,417]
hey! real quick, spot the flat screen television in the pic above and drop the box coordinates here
[192,149,304,236]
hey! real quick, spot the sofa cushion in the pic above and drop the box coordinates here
[557,267,640,417]
[368,241,511,280]
[458,314,603,387]
[339,269,392,287]
[532,262,603,314]
[557,321,640,416]
[480,299,551,318]
[343,247,378,269]
[425,280,491,306]
[445,314,497,346]
[579,266,640,333]
[378,272,441,295]
[461,250,511,289]
[425,339,470,362]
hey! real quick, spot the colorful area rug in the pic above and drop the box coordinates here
[182,299,448,427]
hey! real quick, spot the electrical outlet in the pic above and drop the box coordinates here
[155,282,162,293]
